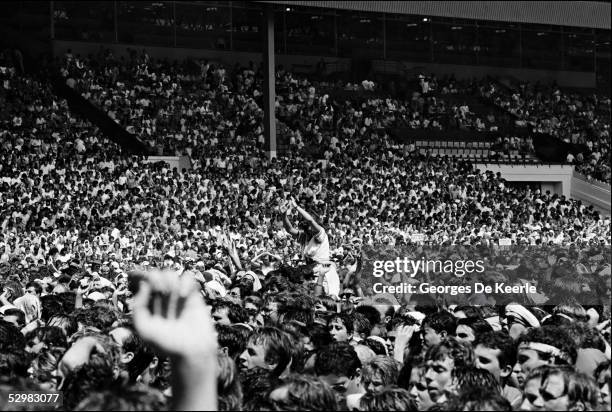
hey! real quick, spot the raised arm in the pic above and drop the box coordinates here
[290,198,324,236]
[282,204,299,237]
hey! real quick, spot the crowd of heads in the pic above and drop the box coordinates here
[0,46,611,410]
[481,80,611,183]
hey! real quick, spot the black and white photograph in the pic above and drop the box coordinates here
[0,1,610,411]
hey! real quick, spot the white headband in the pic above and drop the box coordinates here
[520,342,571,364]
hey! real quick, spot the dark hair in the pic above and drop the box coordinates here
[117,326,155,382]
[422,310,457,336]
[351,312,373,337]
[327,313,354,335]
[359,386,417,411]
[72,306,118,331]
[0,349,30,379]
[3,308,26,327]
[217,324,249,359]
[454,306,484,319]
[361,356,401,388]
[26,281,43,295]
[453,366,501,394]
[425,337,474,369]
[517,325,577,365]
[248,327,294,377]
[474,331,517,369]
[446,387,512,411]
[355,305,382,326]
[269,374,338,411]
[213,300,249,324]
[0,319,26,352]
[315,342,361,379]
[456,317,493,337]
[74,385,167,411]
[240,368,280,411]
[25,326,67,350]
[307,323,332,349]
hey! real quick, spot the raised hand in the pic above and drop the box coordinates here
[132,269,217,358]
[132,269,218,411]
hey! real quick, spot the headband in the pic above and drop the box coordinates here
[506,304,540,328]
[519,342,571,365]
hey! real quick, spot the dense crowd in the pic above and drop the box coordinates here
[0,47,611,411]
[60,48,503,159]
[481,80,611,183]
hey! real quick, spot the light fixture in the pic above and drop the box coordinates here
[286,7,291,11]
[406,23,418,27]
[537,32,546,36]
[422,17,429,22]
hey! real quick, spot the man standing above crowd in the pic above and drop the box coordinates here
[282,197,340,298]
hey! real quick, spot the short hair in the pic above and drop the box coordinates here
[25,326,67,350]
[351,312,372,337]
[327,313,354,335]
[446,387,512,411]
[240,368,280,411]
[3,308,26,327]
[0,320,26,352]
[307,323,332,349]
[355,305,382,326]
[453,366,501,394]
[361,356,401,388]
[315,342,361,379]
[74,385,167,411]
[213,300,249,324]
[217,324,249,359]
[517,325,577,366]
[474,331,517,369]
[269,374,338,411]
[453,306,484,319]
[456,317,493,336]
[422,310,457,336]
[26,281,43,295]
[118,326,155,382]
[553,301,588,322]
[72,306,118,331]
[248,327,293,377]
[425,337,474,369]
[359,386,417,411]
[47,314,78,338]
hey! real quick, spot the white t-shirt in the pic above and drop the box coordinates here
[298,229,330,263]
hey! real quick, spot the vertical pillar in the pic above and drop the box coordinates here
[382,13,386,60]
[114,1,118,43]
[263,5,276,159]
[229,3,233,51]
[173,1,177,47]
[50,1,55,39]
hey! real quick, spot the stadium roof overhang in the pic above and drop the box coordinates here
[256,1,611,30]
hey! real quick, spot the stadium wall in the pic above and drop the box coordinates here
[474,163,573,197]
[52,40,596,88]
[571,172,612,215]
[143,156,192,171]
[474,163,611,215]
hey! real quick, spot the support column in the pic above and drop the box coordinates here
[50,1,55,40]
[263,5,276,159]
